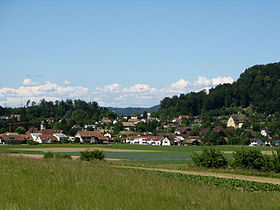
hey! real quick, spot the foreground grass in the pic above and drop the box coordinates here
[0,155,280,209]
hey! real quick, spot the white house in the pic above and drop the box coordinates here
[161,137,171,146]
[125,136,164,145]
[53,133,69,141]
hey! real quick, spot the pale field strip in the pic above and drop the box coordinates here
[12,147,160,153]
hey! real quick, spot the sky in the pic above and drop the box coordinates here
[0,0,279,107]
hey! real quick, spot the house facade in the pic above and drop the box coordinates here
[75,131,107,144]
[227,114,248,129]
[125,136,164,145]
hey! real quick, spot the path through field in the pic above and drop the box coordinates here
[112,165,280,185]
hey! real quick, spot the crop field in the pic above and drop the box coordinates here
[1,154,280,209]
[0,144,277,168]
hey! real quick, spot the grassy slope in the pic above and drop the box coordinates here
[0,155,280,209]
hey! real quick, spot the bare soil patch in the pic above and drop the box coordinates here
[223,150,273,155]
[7,153,126,161]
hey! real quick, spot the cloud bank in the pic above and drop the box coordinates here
[0,76,234,107]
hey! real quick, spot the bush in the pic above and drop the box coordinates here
[192,148,228,168]
[44,152,54,159]
[54,153,72,159]
[270,149,280,173]
[233,148,264,171]
[27,140,39,145]
[80,150,105,161]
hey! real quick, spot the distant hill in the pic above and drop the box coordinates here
[159,62,280,118]
[108,105,160,115]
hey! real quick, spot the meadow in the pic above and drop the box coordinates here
[1,154,280,209]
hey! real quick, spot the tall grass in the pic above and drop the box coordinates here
[0,154,280,209]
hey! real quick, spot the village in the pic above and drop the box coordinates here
[0,112,278,147]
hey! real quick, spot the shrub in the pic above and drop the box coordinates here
[27,140,39,145]
[44,152,54,159]
[270,149,280,173]
[80,150,105,161]
[55,153,72,159]
[233,148,264,171]
[192,148,228,168]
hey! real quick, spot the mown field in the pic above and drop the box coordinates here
[1,155,280,209]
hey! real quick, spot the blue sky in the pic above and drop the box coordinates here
[0,0,279,107]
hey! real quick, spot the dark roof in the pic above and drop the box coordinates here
[231,114,248,123]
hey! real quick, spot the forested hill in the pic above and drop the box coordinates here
[158,62,280,118]
[108,105,160,115]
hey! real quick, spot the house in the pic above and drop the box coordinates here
[125,136,164,145]
[53,133,69,141]
[175,127,191,135]
[185,136,201,146]
[122,122,136,131]
[84,124,96,130]
[264,140,272,147]
[37,134,58,143]
[249,138,263,147]
[227,114,249,129]
[261,128,272,137]
[0,133,26,144]
[26,127,39,134]
[72,124,82,129]
[10,114,21,121]
[75,131,107,144]
[104,132,112,139]
[101,117,112,124]
[275,140,280,147]
[128,118,140,124]
[161,137,171,146]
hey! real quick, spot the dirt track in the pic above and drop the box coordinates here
[112,165,280,185]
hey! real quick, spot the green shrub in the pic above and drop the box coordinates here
[192,148,228,168]
[27,140,39,145]
[270,149,280,173]
[80,150,105,161]
[54,153,72,159]
[44,152,54,159]
[233,148,264,171]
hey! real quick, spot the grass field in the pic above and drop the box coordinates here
[1,155,280,209]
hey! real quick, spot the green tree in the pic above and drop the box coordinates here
[15,126,26,134]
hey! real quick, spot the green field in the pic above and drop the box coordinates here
[1,155,280,209]
[0,144,277,168]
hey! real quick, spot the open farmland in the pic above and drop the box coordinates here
[1,154,280,209]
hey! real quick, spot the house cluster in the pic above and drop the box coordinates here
[0,129,108,145]
[125,136,170,146]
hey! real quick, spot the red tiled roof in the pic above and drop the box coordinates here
[126,136,163,141]
[1,134,25,141]
[41,129,55,134]
[179,115,190,119]
[39,134,58,141]
[76,131,106,140]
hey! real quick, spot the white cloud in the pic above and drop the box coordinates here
[211,76,234,85]
[123,84,157,93]
[170,79,189,89]
[194,76,211,86]
[0,80,89,107]
[63,80,71,85]
[1,76,235,107]
[23,78,40,86]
